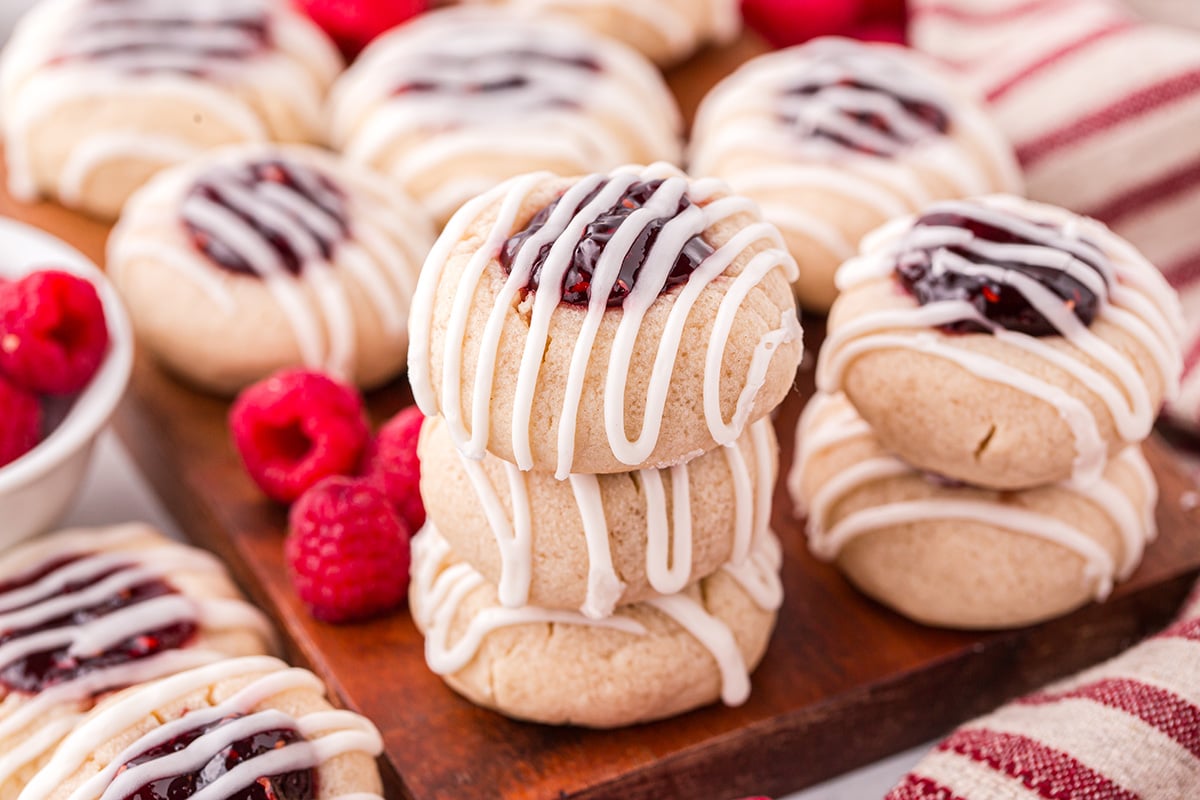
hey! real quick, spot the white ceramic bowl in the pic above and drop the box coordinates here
[0,218,133,549]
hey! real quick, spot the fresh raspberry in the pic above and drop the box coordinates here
[860,0,906,23]
[742,0,863,48]
[230,369,370,503]
[296,0,427,59]
[846,20,907,44]
[362,405,425,531]
[0,270,109,395]
[286,476,412,623]
[0,374,41,468]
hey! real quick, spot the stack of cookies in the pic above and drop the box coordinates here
[790,195,1184,629]
[406,162,803,727]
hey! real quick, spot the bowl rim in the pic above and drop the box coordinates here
[0,217,134,492]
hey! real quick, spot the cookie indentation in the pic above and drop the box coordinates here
[895,202,1111,336]
[499,178,714,307]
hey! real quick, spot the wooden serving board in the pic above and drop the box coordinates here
[4,33,1200,800]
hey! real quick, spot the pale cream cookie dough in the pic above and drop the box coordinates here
[789,393,1159,630]
[690,37,1023,312]
[420,414,778,618]
[326,7,683,225]
[0,524,275,800]
[108,143,435,395]
[408,162,802,477]
[462,0,741,66]
[818,195,1183,490]
[409,524,782,728]
[0,0,342,220]
[20,656,384,800]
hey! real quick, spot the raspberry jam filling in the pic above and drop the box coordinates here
[394,49,601,97]
[57,0,271,74]
[183,159,349,278]
[119,714,315,800]
[499,179,714,307]
[895,205,1110,336]
[0,555,197,695]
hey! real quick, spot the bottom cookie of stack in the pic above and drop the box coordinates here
[409,525,783,728]
[789,393,1158,630]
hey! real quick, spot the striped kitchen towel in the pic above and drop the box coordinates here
[886,578,1200,798]
[910,0,1200,432]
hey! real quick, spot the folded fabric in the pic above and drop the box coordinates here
[910,0,1200,432]
[886,577,1200,798]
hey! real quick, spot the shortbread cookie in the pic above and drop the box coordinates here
[409,162,802,476]
[108,144,435,395]
[690,38,1022,311]
[0,0,341,220]
[21,656,384,800]
[464,0,741,66]
[818,195,1182,490]
[420,414,777,617]
[790,393,1158,629]
[327,8,682,224]
[0,524,274,800]
[410,524,781,728]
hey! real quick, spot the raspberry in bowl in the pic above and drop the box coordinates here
[0,218,133,548]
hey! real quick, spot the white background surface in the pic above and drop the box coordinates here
[2,1,929,796]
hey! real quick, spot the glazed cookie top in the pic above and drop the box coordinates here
[109,144,435,384]
[21,656,384,800]
[818,195,1183,485]
[408,162,801,477]
[411,523,783,708]
[790,393,1158,600]
[690,37,1022,195]
[0,0,341,202]
[327,7,683,219]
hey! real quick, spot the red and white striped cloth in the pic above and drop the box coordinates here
[910,0,1200,431]
[1127,0,1200,32]
[886,578,1200,798]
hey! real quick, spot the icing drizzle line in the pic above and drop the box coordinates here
[790,393,1158,600]
[454,416,777,618]
[408,163,800,477]
[817,196,1183,486]
[19,657,384,800]
[410,524,783,707]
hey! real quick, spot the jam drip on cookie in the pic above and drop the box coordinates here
[55,0,271,75]
[0,553,198,695]
[778,45,950,157]
[119,713,315,800]
[183,159,349,278]
[499,178,714,307]
[895,202,1111,336]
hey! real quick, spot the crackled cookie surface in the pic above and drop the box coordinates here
[790,393,1158,629]
[409,162,802,476]
[108,144,434,395]
[327,7,682,224]
[420,414,777,617]
[20,656,383,800]
[818,195,1182,489]
[0,0,341,219]
[690,38,1022,311]
[0,525,273,800]
[409,524,781,728]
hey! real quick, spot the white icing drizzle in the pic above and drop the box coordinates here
[108,147,429,384]
[0,0,340,207]
[448,416,777,618]
[408,163,800,477]
[818,196,1183,486]
[328,8,682,222]
[0,526,273,790]
[791,393,1159,601]
[20,656,383,800]
[410,524,781,708]
[690,37,1023,265]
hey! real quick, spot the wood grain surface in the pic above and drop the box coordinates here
[2,32,1199,800]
